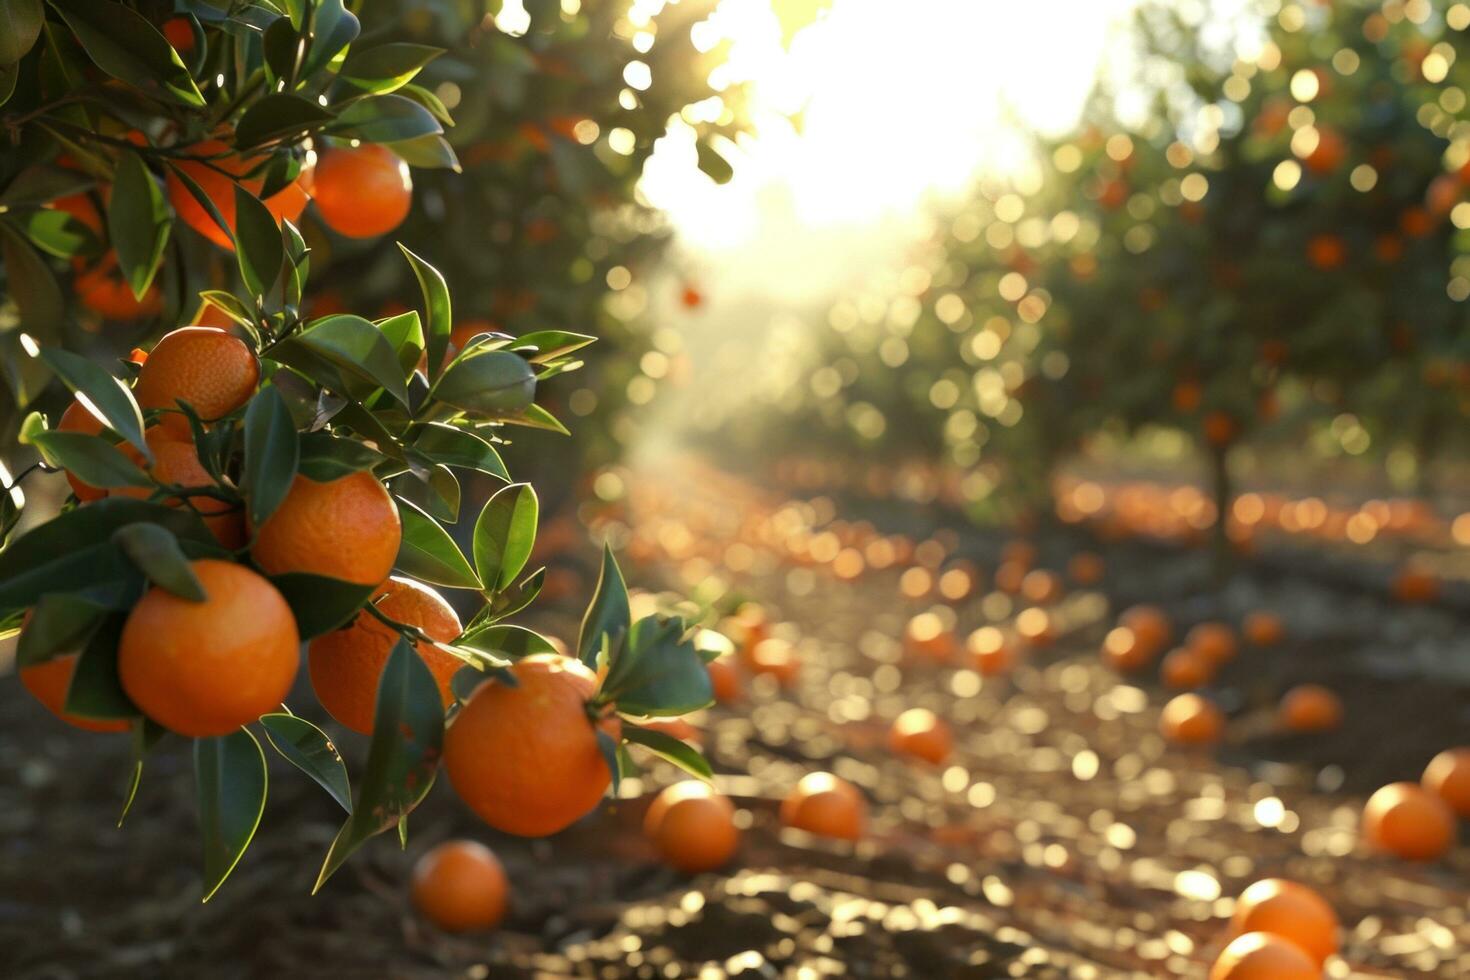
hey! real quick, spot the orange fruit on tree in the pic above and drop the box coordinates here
[1228,879,1338,965]
[1186,622,1237,665]
[444,654,618,837]
[20,652,131,733]
[1120,604,1171,656]
[134,326,260,437]
[1161,647,1214,690]
[118,559,299,737]
[887,707,952,765]
[250,471,401,586]
[748,636,801,686]
[706,655,742,702]
[1422,747,1470,817]
[1159,693,1224,745]
[1277,684,1343,733]
[1102,626,1153,673]
[311,144,412,239]
[780,772,866,841]
[1303,126,1346,175]
[74,254,164,321]
[411,839,508,932]
[308,577,463,735]
[111,427,245,548]
[1242,611,1284,647]
[966,626,1015,677]
[992,560,1025,595]
[1361,782,1456,861]
[643,781,740,873]
[1203,411,1238,447]
[56,398,107,502]
[165,138,311,250]
[1209,932,1319,980]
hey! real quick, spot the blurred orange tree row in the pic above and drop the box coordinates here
[716,0,1470,548]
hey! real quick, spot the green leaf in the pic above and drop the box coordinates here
[241,385,298,526]
[314,638,443,892]
[340,42,442,94]
[48,0,205,106]
[298,431,386,481]
[398,244,451,382]
[485,566,543,623]
[234,93,336,149]
[622,724,713,782]
[394,461,459,524]
[0,0,43,65]
[376,310,424,376]
[260,713,352,813]
[281,219,309,308]
[577,544,630,668]
[0,165,94,207]
[394,497,480,589]
[17,206,103,260]
[108,151,170,300]
[112,523,207,601]
[411,423,508,480]
[119,719,167,826]
[14,592,106,667]
[0,220,63,342]
[39,347,149,456]
[596,729,622,797]
[293,316,409,407]
[267,572,375,639]
[472,482,538,592]
[233,185,283,300]
[431,351,536,417]
[195,729,268,902]
[387,134,459,172]
[601,616,714,719]
[62,615,138,722]
[164,161,233,247]
[197,290,257,331]
[300,0,358,77]
[454,624,557,661]
[25,430,151,489]
[696,140,735,185]
[328,94,442,143]
[511,330,597,364]
[500,402,569,436]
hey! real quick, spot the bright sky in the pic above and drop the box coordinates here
[641,0,1143,301]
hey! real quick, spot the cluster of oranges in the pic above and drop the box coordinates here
[1210,878,1339,979]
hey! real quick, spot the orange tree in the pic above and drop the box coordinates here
[0,1,717,899]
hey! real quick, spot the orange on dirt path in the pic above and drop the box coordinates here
[308,577,463,735]
[1209,932,1319,980]
[1186,622,1237,665]
[111,427,246,548]
[1242,611,1285,647]
[311,144,412,239]
[1277,685,1343,733]
[1101,626,1153,673]
[780,772,866,841]
[411,840,508,932]
[20,652,131,733]
[118,559,299,737]
[1391,566,1440,604]
[904,612,956,662]
[250,471,401,586]
[643,781,740,874]
[134,326,260,437]
[1422,747,1470,817]
[1361,782,1456,861]
[444,654,618,837]
[1066,551,1105,586]
[1159,693,1224,745]
[166,138,311,251]
[1119,605,1172,657]
[1161,647,1214,690]
[887,708,952,765]
[57,398,107,502]
[966,626,1015,677]
[1228,879,1339,965]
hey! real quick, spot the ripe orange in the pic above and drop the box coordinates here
[134,326,259,436]
[250,471,401,586]
[1160,647,1214,690]
[780,772,866,841]
[903,612,956,662]
[992,560,1026,595]
[20,652,131,733]
[444,654,618,837]
[311,144,412,239]
[966,626,1015,677]
[1361,782,1456,861]
[1209,932,1318,980]
[1203,411,1237,447]
[1304,126,1346,175]
[411,839,508,932]
[1422,747,1470,817]
[1242,611,1284,646]
[1391,566,1439,604]
[1186,622,1237,665]
[111,427,245,548]
[1159,693,1224,745]
[707,656,742,702]
[748,637,801,686]
[1101,626,1154,673]
[1067,551,1105,585]
[643,781,740,873]
[1277,685,1343,732]
[1020,569,1062,604]
[75,254,164,320]
[1120,605,1171,656]
[308,577,462,735]
[118,559,299,737]
[166,138,311,250]
[1228,879,1338,965]
[57,398,107,502]
[887,708,952,764]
